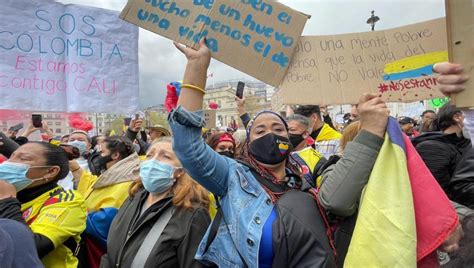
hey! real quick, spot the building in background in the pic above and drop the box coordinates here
[205,80,273,128]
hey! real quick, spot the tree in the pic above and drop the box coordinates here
[147,111,169,129]
[110,116,125,136]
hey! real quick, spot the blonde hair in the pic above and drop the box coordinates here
[340,121,362,151]
[129,138,210,210]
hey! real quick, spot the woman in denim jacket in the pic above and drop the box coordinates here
[167,39,391,267]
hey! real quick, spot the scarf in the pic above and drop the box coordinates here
[93,152,140,189]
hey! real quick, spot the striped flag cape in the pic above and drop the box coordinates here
[345,117,459,267]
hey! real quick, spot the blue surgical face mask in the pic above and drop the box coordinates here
[68,140,88,156]
[139,160,180,194]
[0,162,45,192]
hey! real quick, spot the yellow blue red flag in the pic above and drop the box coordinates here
[345,117,458,267]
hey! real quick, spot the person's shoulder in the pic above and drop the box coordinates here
[56,188,84,202]
[298,146,323,157]
[46,188,86,211]
[173,205,210,230]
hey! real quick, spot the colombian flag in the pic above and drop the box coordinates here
[345,118,458,267]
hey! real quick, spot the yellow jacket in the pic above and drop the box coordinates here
[316,123,342,142]
[291,147,326,188]
[76,153,140,248]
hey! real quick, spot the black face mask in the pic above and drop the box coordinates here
[289,133,305,149]
[249,133,292,165]
[97,154,114,172]
[218,151,234,159]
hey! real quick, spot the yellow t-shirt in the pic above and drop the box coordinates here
[21,186,87,268]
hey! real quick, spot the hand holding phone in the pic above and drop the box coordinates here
[236,82,245,99]
[32,114,42,128]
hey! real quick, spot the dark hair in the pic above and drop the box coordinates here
[31,142,70,180]
[437,104,462,131]
[421,110,436,117]
[104,136,135,160]
[91,135,102,148]
[294,105,321,118]
[206,132,234,150]
[206,132,236,159]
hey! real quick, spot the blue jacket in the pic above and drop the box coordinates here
[169,106,274,267]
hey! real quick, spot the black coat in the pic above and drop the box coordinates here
[450,149,474,208]
[413,132,473,207]
[100,190,211,268]
[273,190,337,268]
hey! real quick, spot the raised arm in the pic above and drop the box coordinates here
[169,39,231,197]
[318,94,388,216]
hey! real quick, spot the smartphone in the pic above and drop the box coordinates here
[135,113,139,120]
[236,81,245,99]
[9,123,24,132]
[124,117,132,126]
[32,114,42,128]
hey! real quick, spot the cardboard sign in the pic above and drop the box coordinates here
[204,109,216,128]
[120,0,309,87]
[280,18,447,105]
[0,0,139,113]
[446,0,474,108]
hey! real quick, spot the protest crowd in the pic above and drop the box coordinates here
[1,1,474,268]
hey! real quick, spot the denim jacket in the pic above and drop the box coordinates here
[169,106,273,267]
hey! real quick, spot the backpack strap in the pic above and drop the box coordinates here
[204,194,222,253]
[64,236,80,256]
[131,206,174,268]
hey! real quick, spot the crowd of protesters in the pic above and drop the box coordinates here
[0,37,472,268]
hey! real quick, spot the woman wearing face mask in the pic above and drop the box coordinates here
[206,132,236,159]
[0,142,87,267]
[72,136,140,268]
[58,130,92,191]
[205,132,236,218]
[168,39,336,267]
[68,131,92,167]
[412,103,474,208]
[100,138,210,268]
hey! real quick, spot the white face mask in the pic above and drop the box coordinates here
[462,119,470,139]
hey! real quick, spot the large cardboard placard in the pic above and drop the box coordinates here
[280,18,447,105]
[120,0,309,87]
[446,0,474,108]
[0,0,139,113]
[204,109,216,128]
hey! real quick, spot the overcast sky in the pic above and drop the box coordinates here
[58,0,445,108]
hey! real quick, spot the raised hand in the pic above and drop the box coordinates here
[129,119,143,132]
[358,93,389,138]
[174,38,211,70]
[235,96,246,115]
[433,62,469,96]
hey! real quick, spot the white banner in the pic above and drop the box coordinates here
[0,0,139,113]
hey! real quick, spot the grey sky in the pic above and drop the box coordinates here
[58,0,445,108]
